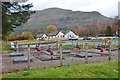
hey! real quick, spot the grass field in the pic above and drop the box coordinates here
[62,44,118,49]
[13,40,57,45]
[8,38,118,45]
[2,60,118,78]
[0,46,16,53]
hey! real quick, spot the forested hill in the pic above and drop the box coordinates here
[14,7,113,34]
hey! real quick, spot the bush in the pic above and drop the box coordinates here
[1,46,16,51]
[7,32,34,41]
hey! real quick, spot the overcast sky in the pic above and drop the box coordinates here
[23,0,119,18]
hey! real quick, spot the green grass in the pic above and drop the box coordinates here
[62,44,112,49]
[62,39,118,49]
[10,38,118,45]
[0,46,16,53]
[77,39,118,43]
[62,45,73,49]
[12,40,56,45]
[3,60,118,78]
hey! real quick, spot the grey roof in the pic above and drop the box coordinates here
[63,30,78,35]
[36,34,44,37]
[48,31,59,36]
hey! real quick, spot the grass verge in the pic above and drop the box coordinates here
[2,60,118,78]
[0,46,16,53]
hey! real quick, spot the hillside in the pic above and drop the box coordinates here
[14,7,113,34]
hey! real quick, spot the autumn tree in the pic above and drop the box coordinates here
[47,25,57,32]
[7,32,16,41]
[75,27,86,36]
[76,24,99,36]
[111,25,118,34]
[97,24,107,34]
[85,24,99,36]
[111,17,119,35]
[20,31,34,39]
[7,31,34,41]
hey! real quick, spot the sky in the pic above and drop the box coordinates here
[22,0,120,18]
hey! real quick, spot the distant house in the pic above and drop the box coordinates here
[36,31,79,40]
[48,32,58,38]
[48,31,65,38]
[56,31,65,38]
[42,34,48,38]
[65,31,79,39]
[36,34,47,40]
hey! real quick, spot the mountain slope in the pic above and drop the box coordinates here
[14,7,113,34]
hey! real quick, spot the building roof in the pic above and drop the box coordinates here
[48,31,59,36]
[36,34,44,37]
[64,30,78,35]
[36,30,78,37]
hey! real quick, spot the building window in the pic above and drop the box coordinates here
[61,35,62,38]
[63,35,64,38]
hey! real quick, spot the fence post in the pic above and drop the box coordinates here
[85,42,88,64]
[6,37,8,45]
[28,36,31,70]
[108,42,111,61]
[59,44,63,66]
[94,39,95,49]
[39,37,41,45]
[71,40,74,50]
[16,40,19,52]
[105,38,108,49]
[105,39,106,49]
[28,44,30,70]
[83,40,84,49]
[56,40,59,50]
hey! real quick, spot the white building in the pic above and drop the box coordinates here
[48,31,65,38]
[56,31,65,38]
[65,31,79,39]
[36,34,47,40]
[36,31,79,40]
[42,34,47,38]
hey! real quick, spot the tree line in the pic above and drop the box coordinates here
[75,23,119,37]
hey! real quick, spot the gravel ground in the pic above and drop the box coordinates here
[1,48,118,73]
